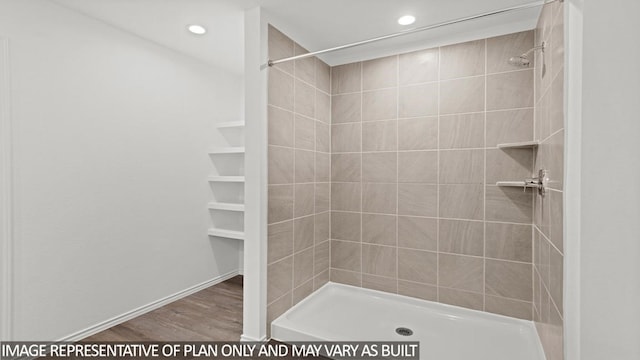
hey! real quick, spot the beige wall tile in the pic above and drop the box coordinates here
[268,146,294,185]
[486,186,533,223]
[268,69,294,110]
[398,151,437,183]
[362,244,397,277]
[439,184,484,220]
[331,211,361,242]
[294,183,315,217]
[331,240,361,271]
[315,153,330,182]
[268,25,294,75]
[332,93,361,124]
[294,149,315,183]
[294,215,314,251]
[486,31,535,74]
[550,245,563,313]
[440,76,485,115]
[485,109,534,147]
[398,117,438,150]
[438,253,484,293]
[485,259,532,301]
[362,214,396,246]
[363,274,398,293]
[485,295,533,320]
[487,70,534,110]
[330,269,361,287]
[295,115,315,150]
[398,280,437,301]
[331,182,361,211]
[485,222,532,262]
[363,56,397,90]
[439,219,484,256]
[362,183,397,214]
[550,7,564,81]
[537,130,564,191]
[399,83,438,118]
[439,113,485,149]
[315,183,330,213]
[439,149,484,184]
[268,106,294,147]
[292,279,314,305]
[363,88,397,121]
[268,220,293,264]
[267,291,291,334]
[485,148,534,184]
[294,43,315,85]
[331,62,361,94]
[399,48,439,86]
[314,269,330,290]
[316,60,331,94]
[314,240,330,275]
[440,39,485,80]
[536,89,551,141]
[398,248,437,284]
[294,79,315,118]
[362,152,397,183]
[268,185,293,224]
[293,247,314,287]
[398,184,437,217]
[438,287,483,311]
[549,190,563,253]
[331,123,361,153]
[362,120,397,151]
[315,121,330,153]
[398,216,437,251]
[331,154,361,182]
[268,256,293,303]
[315,212,330,244]
[316,90,331,124]
[550,69,564,134]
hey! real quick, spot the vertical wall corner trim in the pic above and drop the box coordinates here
[0,37,14,341]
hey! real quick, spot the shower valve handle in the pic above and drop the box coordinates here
[524,169,549,196]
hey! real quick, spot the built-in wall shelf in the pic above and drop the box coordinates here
[207,202,245,212]
[216,121,245,129]
[496,181,538,188]
[207,176,245,183]
[497,140,539,149]
[208,147,245,154]
[207,228,245,240]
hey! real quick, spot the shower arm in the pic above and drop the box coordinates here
[266,0,562,67]
[521,43,545,58]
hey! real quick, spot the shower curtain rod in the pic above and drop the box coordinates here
[267,0,560,67]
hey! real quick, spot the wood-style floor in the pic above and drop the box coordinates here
[83,276,243,342]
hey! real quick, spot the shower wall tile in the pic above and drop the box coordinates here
[398,117,438,150]
[331,62,361,94]
[322,29,547,323]
[362,56,397,90]
[439,113,485,149]
[362,120,397,151]
[398,48,439,85]
[439,76,485,115]
[362,89,397,121]
[440,39,485,80]
[267,27,333,321]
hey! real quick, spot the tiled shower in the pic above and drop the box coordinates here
[267,0,564,358]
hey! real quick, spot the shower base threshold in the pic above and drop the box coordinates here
[271,282,545,360]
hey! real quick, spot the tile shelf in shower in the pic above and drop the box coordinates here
[207,201,245,212]
[208,147,245,154]
[496,181,539,189]
[497,140,539,149]
[207,227,245,240]
[216,121,245,128]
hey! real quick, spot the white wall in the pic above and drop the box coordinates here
[0,0,243,341]
[577,0,640,358]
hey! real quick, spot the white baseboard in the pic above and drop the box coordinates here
[240,334,267,342]
[60,269,241,342]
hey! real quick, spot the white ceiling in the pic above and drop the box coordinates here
[51,0,543,73]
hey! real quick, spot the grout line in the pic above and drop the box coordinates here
[436,45,441,302]
[395,53,400,294]
[483,38,488,312]
[359,61,364,288]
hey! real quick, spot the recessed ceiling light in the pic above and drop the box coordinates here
[188,24,207,35]
[398,15,416,26]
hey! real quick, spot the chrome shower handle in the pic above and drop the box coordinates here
[524,169,549,196]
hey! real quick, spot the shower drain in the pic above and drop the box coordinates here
[395,327,413,336]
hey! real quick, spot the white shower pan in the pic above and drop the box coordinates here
[271,283,545,360]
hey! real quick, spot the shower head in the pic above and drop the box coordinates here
[508,55,531,67]
[508,42,545,67]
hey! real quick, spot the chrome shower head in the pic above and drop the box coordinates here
[508,55,532,67]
